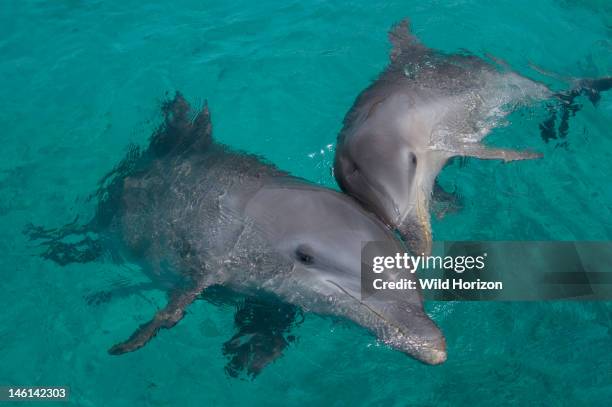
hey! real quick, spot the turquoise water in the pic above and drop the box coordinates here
[1,0,612,405]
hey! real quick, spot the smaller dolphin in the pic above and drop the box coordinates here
[27,93,446,371]
[334,19,611,255]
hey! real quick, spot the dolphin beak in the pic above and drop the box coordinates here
[417,335,447,365]
[365,299,447,365]
[396,319,447,365]
[398,187,433,255]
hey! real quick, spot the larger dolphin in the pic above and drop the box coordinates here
[28,93,446,372]
[334,20,611,255]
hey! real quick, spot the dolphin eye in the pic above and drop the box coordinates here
[410,153,417,166]
[295,245,314,265]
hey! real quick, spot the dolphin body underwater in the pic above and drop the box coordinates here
[334,20,611,255]
[27,93,446,377]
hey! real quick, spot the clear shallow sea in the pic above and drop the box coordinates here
[1,0,611,405]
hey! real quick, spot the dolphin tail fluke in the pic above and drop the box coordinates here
[108,276,211,355]
[454,144,543,162]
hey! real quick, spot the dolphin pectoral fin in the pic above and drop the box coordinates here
[456,144,543,162]
[223,298,303,379]
[108,277,210,355]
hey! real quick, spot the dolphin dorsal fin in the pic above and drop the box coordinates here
[148,92,212,158]
[388,19,427,64]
